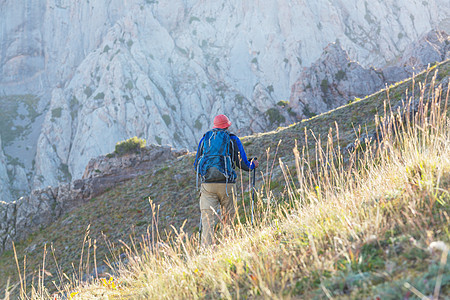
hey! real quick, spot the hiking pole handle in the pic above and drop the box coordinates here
[249,157,258,171]
[251,160,256,226]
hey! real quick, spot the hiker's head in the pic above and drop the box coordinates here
[213,114,231,129]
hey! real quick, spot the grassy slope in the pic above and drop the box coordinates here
[1,60,449,298]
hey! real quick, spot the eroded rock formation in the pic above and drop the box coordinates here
[0,145,186,254]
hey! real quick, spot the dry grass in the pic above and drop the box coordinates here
[9,68,449,299]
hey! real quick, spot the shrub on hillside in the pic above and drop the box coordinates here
[114,136,146,155]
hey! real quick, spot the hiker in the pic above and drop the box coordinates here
[194,114,259,247]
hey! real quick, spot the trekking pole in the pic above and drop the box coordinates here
[251,157,257,225]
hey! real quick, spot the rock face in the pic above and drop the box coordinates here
[288,31,450,119]
[0,0,449,198]
[82,145,188,181]
[0,145,185,254]
[288,42,384,118]
[383,30,450,84]
[0,0,131,95]
[401,30,450,74]
[0,136,12,203]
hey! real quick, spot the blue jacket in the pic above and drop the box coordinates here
[194,130,255,183]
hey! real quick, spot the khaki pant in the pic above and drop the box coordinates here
[200,183,236,247]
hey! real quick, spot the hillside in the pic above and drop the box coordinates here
[1,60,449,298]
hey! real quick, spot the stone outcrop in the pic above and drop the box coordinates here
[288,31,450,120]
[383,30,450,84]
[82,145,188,181]
[401,30,450,73]
[0,136,12,203]
[0,145,186,254]
[288,42,384,119]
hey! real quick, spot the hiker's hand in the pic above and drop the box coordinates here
[251,159,259,169]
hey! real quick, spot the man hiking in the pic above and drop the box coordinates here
[194,114,259,247]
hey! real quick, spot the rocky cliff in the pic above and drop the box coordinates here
[0,136,12,203]
[288,30,450,119]
[0,0,449,200]
[0,0,133,95]
[0,145,185,253]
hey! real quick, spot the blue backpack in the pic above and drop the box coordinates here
[195,128,237,183]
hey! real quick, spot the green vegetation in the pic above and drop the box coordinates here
[335,69,346,81]
[320,78,329,94]
[277,100,289,107]
[287,107,296,117]
[0,94,40,146]
[349,96,361,104]
[302,104,317,118]
[189,16,200,24]
[84,87,93,98]
[194,118,203,130]
[156,85,166,98]
[93,92,105,100]
[125,80,134,90]
[265,108,286,125]
[162,114,171,126]
[70,96,80,121]
[176,46,188,56]
[235,94,245,105]
[51,108,62,119]
[114,137,146,156]
[58,163,72,182]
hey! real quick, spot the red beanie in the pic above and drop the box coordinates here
[213,114,232,129]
